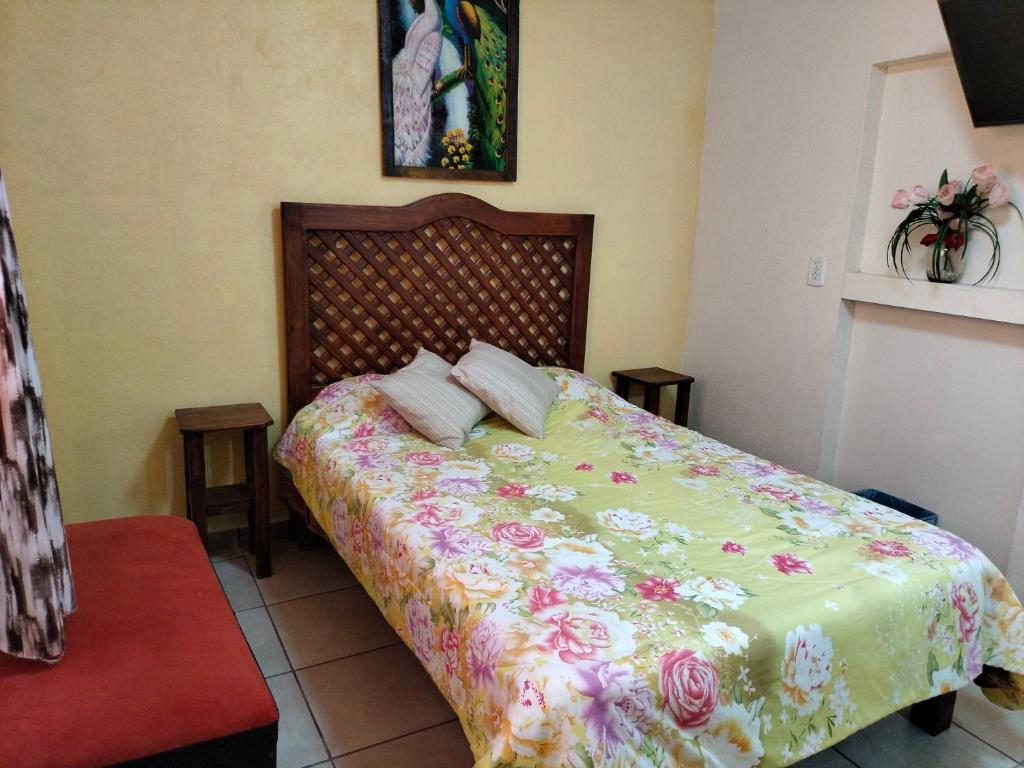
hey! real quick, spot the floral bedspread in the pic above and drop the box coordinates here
[275,369,1024,768]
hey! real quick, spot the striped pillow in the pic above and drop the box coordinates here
[451,340,559,438]
[370,349,489,449]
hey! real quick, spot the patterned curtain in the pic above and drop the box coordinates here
[0,168,75,662]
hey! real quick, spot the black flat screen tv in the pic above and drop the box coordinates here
[939,0,1024,127]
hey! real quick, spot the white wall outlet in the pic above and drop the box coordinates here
[807,255,827,287]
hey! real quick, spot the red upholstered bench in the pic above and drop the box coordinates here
[0,516,278,768]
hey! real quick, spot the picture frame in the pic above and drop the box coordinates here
[378,0,519,182]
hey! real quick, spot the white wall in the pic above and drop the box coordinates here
[832,304,1024,570]
[686,0,1024,582]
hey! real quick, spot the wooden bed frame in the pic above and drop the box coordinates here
[278,193,593,536]
[275,192,998,740]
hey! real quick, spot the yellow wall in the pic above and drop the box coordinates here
[0,0,713,523]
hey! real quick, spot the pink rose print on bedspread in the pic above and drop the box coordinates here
[528,586,566,614]
[405,451,445,466]
[491,521,545,549]
[659,649,720,731]
[540,611,613,663]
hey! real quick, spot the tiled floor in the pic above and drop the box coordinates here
[213,534,1024,768]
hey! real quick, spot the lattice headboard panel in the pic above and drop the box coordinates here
[281,194,594,418]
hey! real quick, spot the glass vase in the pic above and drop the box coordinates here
[926,245,965,284]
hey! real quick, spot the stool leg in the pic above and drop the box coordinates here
[250,426,271,578]
[183,433,208,546]
[244,429,256,555]
[643,385,660,416]
[675,382,692,427]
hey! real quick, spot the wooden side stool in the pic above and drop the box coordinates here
[175,402,274,577]
[611,367,695,427]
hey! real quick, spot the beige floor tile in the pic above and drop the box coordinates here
[213,557,263,611]
[834,714,1016,768]
[269,588,399,669]
[333,721,471,768]
[953,683,1024,762]
[267,673,329,768]
[236,607,290,677]
[249,542,357,605]
[298,644,454,757]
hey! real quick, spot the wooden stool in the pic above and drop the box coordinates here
[611,367,695,427]
[175,402,274,578]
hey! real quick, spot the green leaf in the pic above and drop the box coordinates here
[927,651,939,683]
[573,743,596,768]
[940,168,949,187]
[696,602,719,619]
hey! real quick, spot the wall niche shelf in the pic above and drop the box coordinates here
[841,272,1024,326]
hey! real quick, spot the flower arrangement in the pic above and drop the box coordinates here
[888,165,1020,283]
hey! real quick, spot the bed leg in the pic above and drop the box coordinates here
[288,508,320,548]
[909,690,956,735]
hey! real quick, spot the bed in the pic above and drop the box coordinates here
[276,194,1023,767]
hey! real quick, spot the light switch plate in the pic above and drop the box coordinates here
[807,255,827,287]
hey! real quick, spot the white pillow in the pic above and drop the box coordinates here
[370,349,488,449]
[450,340,559,438]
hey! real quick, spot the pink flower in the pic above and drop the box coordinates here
[610,471,637,485]
[405,598,435,663]
[468,619,503,685]
[771,552,813,575]
[405,451,445,466]
[690,464,720,477]
[575,463,594,472]
[528,586,566,614]
[972,164,998,193]
[491,521,545,549]
[353,421,376,437]
[891,189,911,209]
[910,185,931,203]
[867,539,912,558]
[988,182,1010,207]
[937,180,963,205]
[410,488,437,502]
[588,407,610,422]
[496,483,530,498]
[751,483,801,502]
[540,611,612,663]
[951,580,980,645]
[636,577,681,602]
[348,519,365,553]
[659,649,719,730]
[721,541,747,556]
[440,627,460,676]
[553,565,625,600]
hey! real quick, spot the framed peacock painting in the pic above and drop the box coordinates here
[379,0,519,181]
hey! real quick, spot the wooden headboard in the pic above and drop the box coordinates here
[281,194,594,419]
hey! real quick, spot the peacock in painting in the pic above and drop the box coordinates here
[386,0,515,176]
